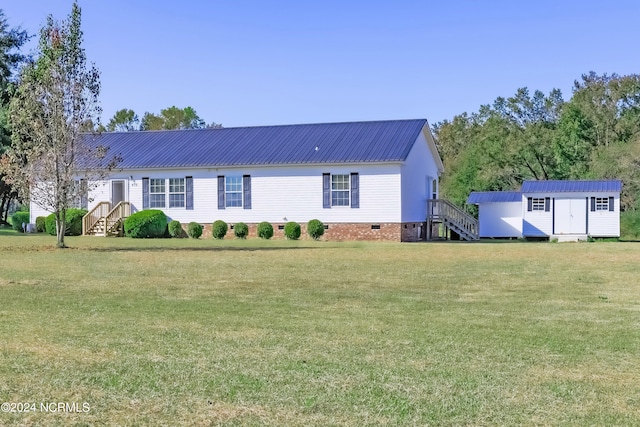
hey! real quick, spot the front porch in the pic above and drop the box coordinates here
[82,201,130,236]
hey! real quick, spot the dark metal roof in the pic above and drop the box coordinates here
[82,119,428,169]
[467,191,522,204]
[521,180,622,193]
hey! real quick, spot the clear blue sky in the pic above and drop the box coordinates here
[4,0,640,128]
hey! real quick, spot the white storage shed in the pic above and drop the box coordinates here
[468,180,622,240]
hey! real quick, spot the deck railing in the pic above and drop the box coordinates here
[426,199,479,240]
[105,201,130,235]
[82,201,110,236]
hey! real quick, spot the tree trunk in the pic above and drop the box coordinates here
[3,198,11,226]
[0,195,6,225]
[56,210,67,248]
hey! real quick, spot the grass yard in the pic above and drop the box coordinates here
[1,232,639,426]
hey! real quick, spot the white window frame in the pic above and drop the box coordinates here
[169,178,185,208]
[331,174,350,207]
[73,179,88,209]
[225,176,243,208]
[595,197,609,211]
[149,178,166,208]
[531,198,545,211]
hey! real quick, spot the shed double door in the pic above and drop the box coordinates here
[554,198,587,234]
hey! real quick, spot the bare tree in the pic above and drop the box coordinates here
[3,2,119,247]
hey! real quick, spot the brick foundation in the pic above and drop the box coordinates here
[194,221,426,242]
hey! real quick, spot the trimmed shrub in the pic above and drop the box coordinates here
[45,214,56,235]
[36,216,47,233]
[284,221,301,240]
[66,209,87,236]
[11,211,30,232]
[124,209,168,238]
[307,219,324,240]
[234,222,249,239]
[187,222,203,239]
[257,221,273,239]
[168,220,185,238]
[44,208,88,236]
[212,220,228,239]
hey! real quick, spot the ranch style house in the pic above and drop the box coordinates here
[30,119,468,241]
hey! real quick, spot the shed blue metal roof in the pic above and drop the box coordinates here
[521,180,622,193]
[467,191,522,204]
[83,119,429,169]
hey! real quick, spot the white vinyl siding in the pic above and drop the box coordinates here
[401,130,442,222]
[100,164,402,224]
[588,194,619,237]
[522,194,553,236]
[522,192,620,238]
[478,202,522,238]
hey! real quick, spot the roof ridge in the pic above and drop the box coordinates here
[84,118,427,136]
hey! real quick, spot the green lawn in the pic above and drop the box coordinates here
[1,232,639,426]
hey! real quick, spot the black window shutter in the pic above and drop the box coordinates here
[609,196,614,211]
[350,173,359,208]
[322,173,331,208]
[590,197,596,212]
[243,175,251,209]
[186,176,193,210]
[142,178,149,209]
[544,197,550,212]
[527,198,532,212]
[217,176,225,209]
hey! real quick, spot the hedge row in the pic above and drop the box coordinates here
[18,209,326,241]
[163,219,324,240]
[11,209,86,235]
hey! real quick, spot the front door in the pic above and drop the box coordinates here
[554,198,587,234]
[111,180,126,206]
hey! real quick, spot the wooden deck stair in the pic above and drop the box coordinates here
[426,199,479,241]
[82,201,130,236]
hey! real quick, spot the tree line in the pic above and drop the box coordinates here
[433,73,640,213]
[104,106,222,132]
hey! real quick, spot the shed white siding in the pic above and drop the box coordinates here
[522,193,553,236]
[523,192,620,237]
[478,202,522,238]
[587,195,619,236]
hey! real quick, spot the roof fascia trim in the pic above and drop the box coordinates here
[422,121,445,174]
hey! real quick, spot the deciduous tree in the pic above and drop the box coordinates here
[4,2,119,247]
[107,108,138,132]
[140,106,206,130]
